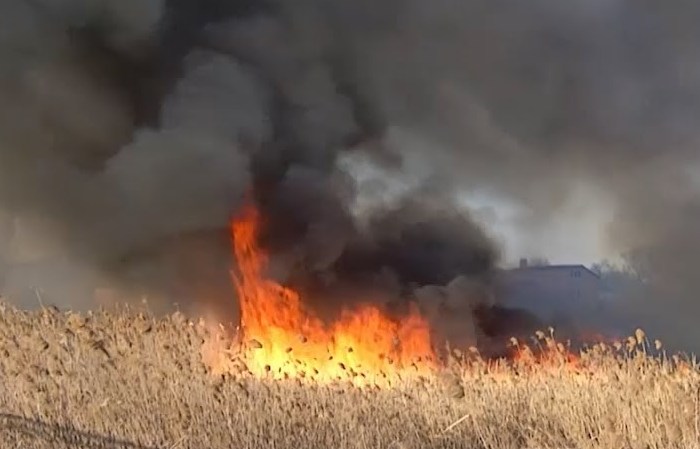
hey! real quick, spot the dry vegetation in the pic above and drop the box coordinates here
[1,301,699,449]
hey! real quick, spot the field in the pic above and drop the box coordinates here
[1,302,699,449]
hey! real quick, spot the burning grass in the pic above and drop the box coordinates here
[229,200,436,384]
[1,302,699,449]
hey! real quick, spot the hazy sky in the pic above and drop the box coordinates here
[462,188,615,266]
[342,137,616,268]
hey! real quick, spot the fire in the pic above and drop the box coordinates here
[228,201,435,384]
[202,200,623,384]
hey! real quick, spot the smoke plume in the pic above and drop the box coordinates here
[2,0,700,351]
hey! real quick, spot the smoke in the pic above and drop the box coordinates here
[2,0,700,350]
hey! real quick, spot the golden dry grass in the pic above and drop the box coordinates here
[1,301,699,449]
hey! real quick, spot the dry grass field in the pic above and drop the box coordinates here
[1,301,699,449]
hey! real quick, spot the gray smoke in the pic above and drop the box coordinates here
[1,0,700,351]
[0,0,496,323]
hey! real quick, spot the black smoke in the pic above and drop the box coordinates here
[2,0,700,352]
[0,0,497,330]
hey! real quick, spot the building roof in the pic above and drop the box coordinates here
[505,264,601,278]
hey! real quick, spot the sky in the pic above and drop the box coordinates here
[461,187,617,267]
[341,143,617,269]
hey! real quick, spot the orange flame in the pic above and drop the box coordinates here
[230,201,435,384]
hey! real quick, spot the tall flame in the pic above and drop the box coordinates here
[231,200,435,384]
